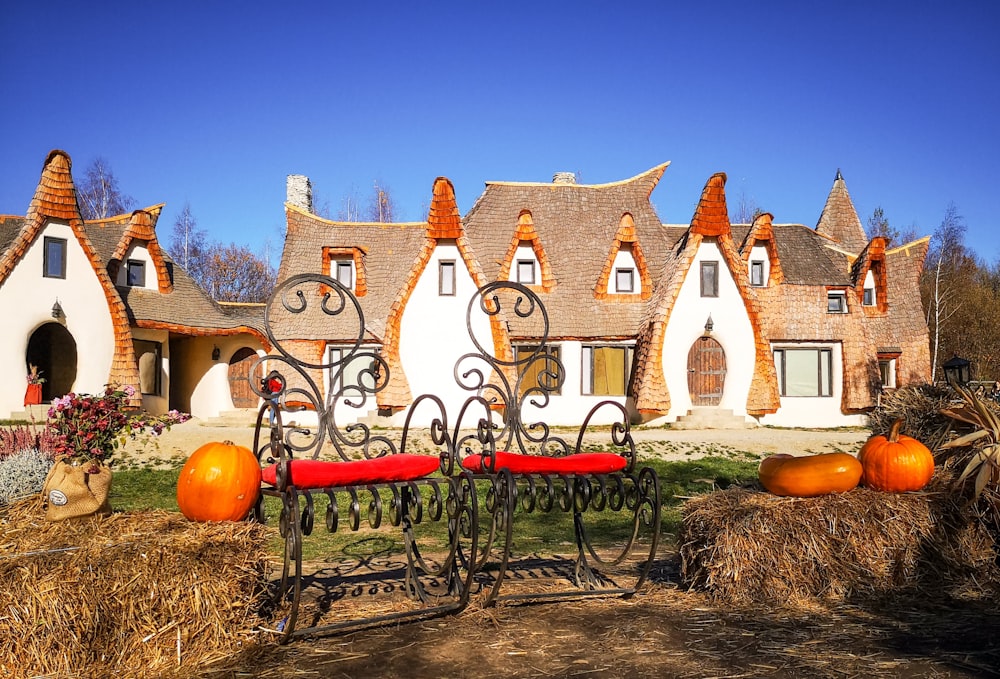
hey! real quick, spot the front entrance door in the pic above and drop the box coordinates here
[687,336,726,406]
[228,347,259,408]
[26,323,77,402]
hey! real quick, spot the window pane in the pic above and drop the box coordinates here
[750,261,764,286]
[329,346,380,394]
[335,261,352,287]
[827,293,845,313]
[43,237,66,278]
[517,260,535,284]
[127,260,145,287]
[863,287,874,306]
[615,268,634,293]
[700,262,718,297]
[516,345,560,396]
[585,346,628,396]
[784,349,820,396]
[439,261,455,296]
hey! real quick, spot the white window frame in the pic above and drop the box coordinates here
[878,357,898,389]
[827,290,847,313]
[334,260,353,289]
[516,259,536,285]
[327,344,381,396]
[750,260,765,287]
[582,344,633,396]
[439,260,456,296]
[615,267,635,293]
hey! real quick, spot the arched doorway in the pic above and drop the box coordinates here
[687,336,726,406]
[26,323,77,402]
[228,347,259,408]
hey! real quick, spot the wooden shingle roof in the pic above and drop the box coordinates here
[815,170,868,253]
[463,164,678,339]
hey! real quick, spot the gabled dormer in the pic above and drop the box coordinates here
[739,212,784,287]
[107,208,173,293]
[498,210,554,292]
[322,246,367,296]
[594,213,651,300]
[850,237,889,313]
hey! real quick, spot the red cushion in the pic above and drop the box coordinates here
[262,454,440,489]
[461,450,627,475]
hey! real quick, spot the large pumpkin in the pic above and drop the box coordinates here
[758,452,862,497]
[858,419,935,493]
[177,440,262,522]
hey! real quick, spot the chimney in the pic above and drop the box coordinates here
[552,172,576,185]
[286,174,313,213]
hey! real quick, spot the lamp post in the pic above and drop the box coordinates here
[942,353,971,387]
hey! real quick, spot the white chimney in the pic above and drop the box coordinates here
[552,172,576,185]
[286,174,313,212]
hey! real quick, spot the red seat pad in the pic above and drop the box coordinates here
[461,450,627,475]
[262,454,441,489]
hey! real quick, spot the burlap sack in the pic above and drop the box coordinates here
[41,457,112,521]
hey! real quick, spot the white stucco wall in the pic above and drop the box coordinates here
[178,336,265,419]
[659,240,757,423]
[0,220,116,417]
[115,242,156,289]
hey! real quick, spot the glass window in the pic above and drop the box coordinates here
[516,260,536,285]
[134,340,162,395]
[863,287,875,306]
[582,345,633,396]
[328,345,381,396]
[43,237,67,279]
[126,259,146,287]
[827,291,847,313]
[879,358,897,388]
[615,268,634,293]
[750,260,765,286]
[774,347,832,397]
[700,261,719,297]
[334,261,353,289]
[439,260,456,296]
[515,345,561,396]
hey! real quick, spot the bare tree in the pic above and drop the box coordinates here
[366,180,397,222]
[199,243,276,303]
[337,184,364,221]
[77,157,136,220]
[167,203,209,274]
[921,203,972,380]
[729,189,762,225]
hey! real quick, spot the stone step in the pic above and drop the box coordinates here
[7,404,52,423]
[672,407,755,430]
[202,409,261,426]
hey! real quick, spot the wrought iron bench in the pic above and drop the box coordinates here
[250,273,479,643]
[451,281,662,606]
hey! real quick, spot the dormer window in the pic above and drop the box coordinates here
[750,260,765,287]
[439,260,456,296]
[126,259,146,287]
[516,259,536,285]
[615,268,635,293]
[334,260,353,289]
[862,270,876,306]
[827,290,847,313]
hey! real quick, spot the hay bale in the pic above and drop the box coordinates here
[679,473,999,606]
[0,499,272,678]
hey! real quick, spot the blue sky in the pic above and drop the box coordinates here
[2,1,998,263]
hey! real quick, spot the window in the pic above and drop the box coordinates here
[878,357,897,389]
[582,345,633,396]
[334,261,353,289]
[43,237,67,279]
[328,345,381,395]
[773,347,833,397]
[615,268,635,293]
[700,261,719,297]
[827,291,847,313]
[126,259,146,287]
[750,260,765,287]
[516,260,536,285]
[863,286,875,306]
[515,345,561,396]
[439,260,456,296]
[134,340,162,395]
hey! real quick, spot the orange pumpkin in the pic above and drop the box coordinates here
[177,440,262,522]
[858,419,935,493]
[758,452,863,497]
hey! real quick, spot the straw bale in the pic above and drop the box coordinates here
[679,473,1000,606]
[0,498,272,678]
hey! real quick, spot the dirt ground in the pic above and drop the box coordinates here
[121,421,1000,678]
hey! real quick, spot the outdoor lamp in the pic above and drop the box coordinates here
[51,300,64,319]
[212,345,221,361]
[942,353,971,386]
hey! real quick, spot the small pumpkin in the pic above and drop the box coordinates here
[177,440,262,522]
[758,452,863,497]
[858,419,935,493]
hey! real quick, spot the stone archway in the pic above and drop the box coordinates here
[26,323,78,402]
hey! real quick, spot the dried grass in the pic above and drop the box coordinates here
[679,470,1000,606]
[0,499,273,679]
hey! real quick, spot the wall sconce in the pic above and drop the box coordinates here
[211,345,221,361]
[703,314,714,335]
[51,300,64,319]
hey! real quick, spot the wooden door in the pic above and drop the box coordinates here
[687,336,726,406]
[228,347,258,408]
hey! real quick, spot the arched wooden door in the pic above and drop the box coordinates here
[687,336,726,406]
[228,347,259,408]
